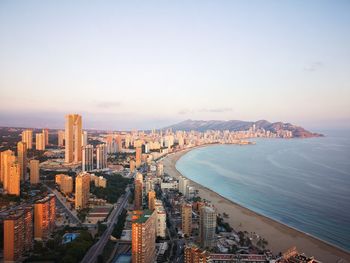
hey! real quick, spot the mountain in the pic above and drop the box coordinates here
[164,119,323,138]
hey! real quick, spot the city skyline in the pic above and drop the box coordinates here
[1,1,350,130]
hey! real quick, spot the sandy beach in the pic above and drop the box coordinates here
[163,147,350,263]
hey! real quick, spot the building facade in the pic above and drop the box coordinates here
[75,172,90,210]
[182,203,192,237]
[65,114,82,163]
[30,160,40,185]
[34,194,55,241]
[131,210,156,263]
[82,144,94,171]
[199,206,217,248]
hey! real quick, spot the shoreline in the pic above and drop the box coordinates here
[162,145,350,263]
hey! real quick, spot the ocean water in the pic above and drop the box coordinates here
[176,130,350,252]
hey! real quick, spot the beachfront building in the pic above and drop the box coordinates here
[199,206,217,248]
[182,203,192,237]
[179,176,189,196]
[184,244,211,263]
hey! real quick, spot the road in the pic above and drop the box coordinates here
[44,184,81,225]
[81,190,130,263]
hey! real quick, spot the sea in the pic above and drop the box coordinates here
[175,130,350,252]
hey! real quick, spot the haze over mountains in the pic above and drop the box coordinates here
[164,119,323,138]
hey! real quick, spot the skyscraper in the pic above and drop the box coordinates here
[65,114,82,163]
[130,160,136,173]
[75,172,90,210]
[42,128,49,146]
[35,132,45,151]
[82,131,88,147]
[3,206,33,262]
[34,194,56,240]
[58,130,65,147]
[134,173,143,210]
[131,210,156,263]
[96,144,107,170]
[0,150,15,191]
[8,161,20,196]
[82,144,94,172]
[199,206,217,248]
[154,199,167,238]
[17,141,27,181]
[179,176,189,196]
[30,160,40,185]
[148,190,156,211]
[135,146,142,168]
[55,174,73,194]
[182,203,192,237]
[21,129,33,149]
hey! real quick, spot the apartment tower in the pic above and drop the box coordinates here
[17,141,27,181]
[65,114,82,163]
[75,172,90,210]
[131,210,156,263]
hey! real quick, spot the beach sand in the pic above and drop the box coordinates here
[163,147,350,263]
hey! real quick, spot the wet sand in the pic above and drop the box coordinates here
[163,147,350,263]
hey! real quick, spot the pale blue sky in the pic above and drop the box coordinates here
[0,1,349,130]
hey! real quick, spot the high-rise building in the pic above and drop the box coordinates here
[157,162,164,177]
[30,160,40,185]
[21,129,33,149]
[148,190,156,211]
[65,114,82,163]
[34,194,56,240]
[17,141,27,181]
[131,210,156,263]
[135,147,142,168]
[199,206,217,248]
[55,174,73,194]
[82,131,88,147]
[182,203,192,237]
[75,172,90,210]
[58,130,65,147]
[3,206,33,262]
[184,244,211,263]
[96,144,107,170]
[134,173,143,210]
[8,161,20,196]
[42,129,49,146]
[154,199,166,238]
[35,132,45,151]
[0,150,16,191]
[130,160,136,173]
[82,144,94,172]
[179,176,189,196]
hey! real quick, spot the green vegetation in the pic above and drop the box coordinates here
[91,173,131,203]
[77,208,90,222]
[217,216,233,232]
[25,228,94,263]
[111,209,127,238]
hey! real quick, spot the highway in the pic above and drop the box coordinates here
[81,189,130,263]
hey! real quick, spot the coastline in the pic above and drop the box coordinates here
[163,146,350,263]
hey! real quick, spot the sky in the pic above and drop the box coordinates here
[0,0,350,131]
